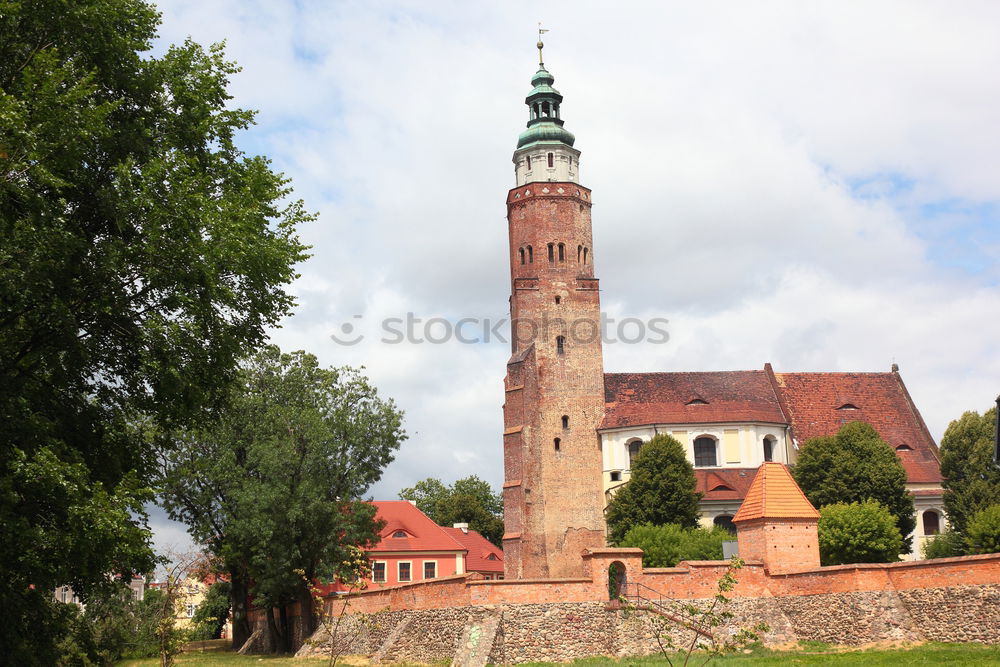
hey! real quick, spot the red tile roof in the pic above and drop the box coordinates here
[773,371,941,483]
[442,527,504,574]
[603,371,787,429]
[696,468,757,501]
[370,501,466,553]
[732,463,820,522]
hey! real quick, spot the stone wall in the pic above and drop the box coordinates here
[289,584,1000,664]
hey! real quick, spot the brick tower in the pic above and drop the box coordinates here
[501,41,607,579]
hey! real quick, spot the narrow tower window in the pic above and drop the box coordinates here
[518,248,525,265]
[527,245,533,263]
[547,243,554,262]
[577,245,582,262]
[554,296,561,304]
[556,335,565,355]
[562,415,569,429]
[583,247,588,264]
[547,152,554,168]
[763,436,775,462]
[558,243,565,261]
[526,155,531,169]
[554,438,561,451]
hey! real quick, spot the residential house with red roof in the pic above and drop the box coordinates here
[601,363,944,558]
[332,501,502,592]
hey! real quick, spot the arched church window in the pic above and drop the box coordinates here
[694,437,718,467]
[518,248,525,265]
[763,436,775,462]
[558,243,565,261]
[627,440,642,469]
[923,510,940,536]
[547,152,554,168]
[527,245,533,263]
[713,515,736,535]
[556,335,565,355]
[548,243,554,262]
[562,415,569,429]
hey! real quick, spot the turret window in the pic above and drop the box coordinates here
[526,156,531,169]
[556,335,565,354]
[558,243,565,261]
[527,245,533,263]
[561,415,569,429]
[554,296,561,304]
[547,152,554,168]
[583,247,588,264]
[554,437,561,451]
[547,243,554,262]
[519,248,525,265]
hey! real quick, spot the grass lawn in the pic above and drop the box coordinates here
[117,642,1000,666]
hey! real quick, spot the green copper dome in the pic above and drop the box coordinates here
[516,62,575,149]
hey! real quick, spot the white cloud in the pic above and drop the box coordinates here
[151,0,1000,510]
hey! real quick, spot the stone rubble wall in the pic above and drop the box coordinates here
[288,583,1000,664]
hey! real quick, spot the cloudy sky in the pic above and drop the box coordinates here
[148,0,1000,553]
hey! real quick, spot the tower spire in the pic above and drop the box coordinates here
[537,23,548,66]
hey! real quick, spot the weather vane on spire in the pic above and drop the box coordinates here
[537,23,549,66]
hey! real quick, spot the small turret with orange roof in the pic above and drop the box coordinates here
[732,462,820,523]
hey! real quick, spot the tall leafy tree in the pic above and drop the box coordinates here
[792,421,916,552]
[605,434,702,544]
[159,347,405,650]
[0,0,309,660]
[939,406,1000,535]
[399,475,504,545]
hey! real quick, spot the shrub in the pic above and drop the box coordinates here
[620,523,732,567]
[817,500,903,565]
[922,529,966,559]
[966,505,1000,555]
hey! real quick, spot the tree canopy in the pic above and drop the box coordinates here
[399,476,504,546]
[792,421,915,552]
[939,406,1000,535]
[1,0,309,659]
[605,434,702,544]
[159,347,405,650]
[817,500,903,565]
[619,523,731,567]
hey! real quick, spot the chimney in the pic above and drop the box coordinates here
[453,522,469,533]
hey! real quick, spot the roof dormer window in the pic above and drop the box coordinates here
[710,484,734,492]
[895,444,913,452]
[837,403,859,410]
[391,530,408,538]
[686,398,708,406]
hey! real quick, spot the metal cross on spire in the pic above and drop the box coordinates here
[537,23,549,66]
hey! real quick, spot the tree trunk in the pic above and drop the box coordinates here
[279,604,291,653]
[230,572,252,651]
[297,584,317,639]
[266,606,284,654]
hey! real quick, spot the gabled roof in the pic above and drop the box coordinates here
[602,371,787,428]
[732,463,820,522]
[369,501,467,553]
[696,468,757,501]
[774,370,941,483]
[442,527,504,573]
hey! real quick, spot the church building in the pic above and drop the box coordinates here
[500,42,945,579]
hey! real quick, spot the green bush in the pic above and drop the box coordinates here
[189,581,231,641]
[620,523,733,567]
[922,529,966,559]
[817,500,903,565]
[966,504,1000,555]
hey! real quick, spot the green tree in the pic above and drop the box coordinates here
[792,421,916,552]
[965,505,1000,555]
[939,407,1000,535]
[817,500,903,565]
[189,581,231,641]
[399,475,504,546]
[0,0,309,659]
[605,434,702,544]
[160,347,405,651]
[921,529,966,559]
[619,523,732,568]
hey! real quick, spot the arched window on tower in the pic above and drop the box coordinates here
[583,247,588,264]
[558,243,565,261]
[553,437,561,451]
[518,248,525,265]
[577,245,582,262]
[547,152,554,168]
[556,335,565,355]
[527,245,533,263]
[561,415,569,429]
[763,436,775,462]
[923,510,940,536]
[554,295,561,304]
[548,243,555,262]
[526,155,532,170]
